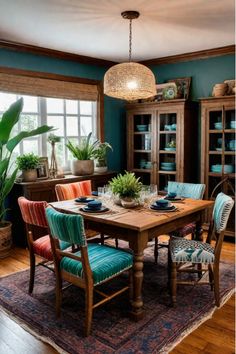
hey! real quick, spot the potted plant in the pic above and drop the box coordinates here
[94,142,113,173]
[109,171,143,208]
[16,153,40,182]
[165,140,176,151]
[0,98,53,258]
[66,132,99,176]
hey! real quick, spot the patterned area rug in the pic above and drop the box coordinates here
[0,244,234,354]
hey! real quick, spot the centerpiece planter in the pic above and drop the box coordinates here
[120,197,137,208]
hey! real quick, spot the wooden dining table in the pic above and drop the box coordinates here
[50,197,214,321]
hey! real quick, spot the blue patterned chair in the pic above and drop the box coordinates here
[169,192,234,306]
[154,182,206,263]
[45,207,133,336]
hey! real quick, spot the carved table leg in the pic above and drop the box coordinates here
[129,233,148,321]
[130,251,145,320]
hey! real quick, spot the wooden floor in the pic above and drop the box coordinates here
[0,239,235,354]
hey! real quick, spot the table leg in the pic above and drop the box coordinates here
[195,211,204,241]
[129,234,147,321]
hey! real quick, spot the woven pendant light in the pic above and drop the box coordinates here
[104,11,156,101]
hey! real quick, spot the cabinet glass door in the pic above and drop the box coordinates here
[157,112,177,192]
[131,113,153,184]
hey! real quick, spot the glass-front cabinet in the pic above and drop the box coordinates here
[126,99,198,192]
[200,96,235,238]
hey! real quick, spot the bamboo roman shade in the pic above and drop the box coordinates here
[0,72,98,101]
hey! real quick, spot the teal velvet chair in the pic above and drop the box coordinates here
[169,192,234,306]
[45,207,133,336]
[154,182,206,263]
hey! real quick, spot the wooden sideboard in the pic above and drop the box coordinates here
[9,171,117,246]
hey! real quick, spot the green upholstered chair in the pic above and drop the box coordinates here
[45,207,133,336]
[154,182,206,263]
[169,192,234,307]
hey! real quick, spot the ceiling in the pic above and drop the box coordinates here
[0,0,235,62]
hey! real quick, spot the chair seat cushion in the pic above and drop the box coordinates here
[60,244,133,285]
[170,238,215,264]
[33,236,69,260]
[171,222,196,237]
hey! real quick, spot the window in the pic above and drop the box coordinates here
[0,92,97,171]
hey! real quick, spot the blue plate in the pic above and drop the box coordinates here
[80,206,109,213]
[91,191,98,196]
[150,205,177,212]
[151,204,175,211]
[164,196,184,201]
[75,198,94,203]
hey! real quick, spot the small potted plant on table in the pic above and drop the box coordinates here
[16,153,40,182]
[109,171,142,208]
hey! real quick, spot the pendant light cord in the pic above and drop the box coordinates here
[129,19,132,62]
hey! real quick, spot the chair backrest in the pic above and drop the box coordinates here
[18,197,48,228]
[55,180,92,201]
[168,182,205,199]
[46,207,86,246]
[212,192,234,233]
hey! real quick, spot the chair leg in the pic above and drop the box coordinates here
[208,264,214,291]
[29,252,35,294]
[100,233,105,245]
[171,261,177,306]
[115,238,119,248]
[129,268,133,302]
[213,265,220,307]
[55,270,62,318]
[84,288,93,336]
[154,237,158,264]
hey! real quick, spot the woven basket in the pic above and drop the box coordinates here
[0,221,12,258]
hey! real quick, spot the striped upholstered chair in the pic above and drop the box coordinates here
[169,192,234,306]
[46,207,133,336]
[18,197,69,293]
[154,182,206,263]
[55,180,92,201]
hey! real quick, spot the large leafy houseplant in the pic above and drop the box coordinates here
[0,98,53,256]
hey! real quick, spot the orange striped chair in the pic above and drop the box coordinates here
[18,197,69,293]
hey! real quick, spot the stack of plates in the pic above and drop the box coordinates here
[160,162,176,171]
[211,164,234,173]
[230,121,236,129]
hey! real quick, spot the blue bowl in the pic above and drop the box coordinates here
[155,199,169,207]
[87,200,102,210]
[168,192,177,198]
[214,122,223,130]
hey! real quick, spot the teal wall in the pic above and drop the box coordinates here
[0,48,126,171]
[0,49,234,176]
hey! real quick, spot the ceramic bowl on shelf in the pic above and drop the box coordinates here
[171,124,177,130]
[211,164,234,174]
[230,120,236,129]
[214,122,223,130]
[229,140,236,150]
[160,162,176,171]
[136,125,147,132]
[164,147,176,151]
[164,124,172,131]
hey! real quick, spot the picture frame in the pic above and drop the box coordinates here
[36,157,49,180]
[167,77,191,99]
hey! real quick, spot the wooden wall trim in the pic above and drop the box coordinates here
[140,45,235,66]
[0,39,116,67]
[0,66,105,140]
[0,40,234,68]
